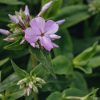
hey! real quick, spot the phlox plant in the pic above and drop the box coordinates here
[0,0,100,100]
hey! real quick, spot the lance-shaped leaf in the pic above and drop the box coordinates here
[87,56,100,68]
[4,38,26,51]
[11,60,29,78]
[46,91,62,100]
[73,42,98,67]
[0,0,24,5]
[0,74,19,92]
[0,57,9,67]
[31,55,73,76]
[7,90,24,100]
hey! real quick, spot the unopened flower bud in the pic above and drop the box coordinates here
[17,15,24,24]
[17,78,27,85]
[24,5,30,16]
[24,87,31,96]
[38,1,53,16]
[8,14,19,24]
[29,81,33,89]
[36,77,46,84]
[32,84,38,93]
[0,29,10,35]
[3,37,15,42]
[56,19,65,25]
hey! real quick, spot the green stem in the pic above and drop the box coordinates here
[40,50,57,79]
[33,93,38,100]
[40,50,61,90]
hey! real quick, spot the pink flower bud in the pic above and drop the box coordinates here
[0,29,10,35]
[56,19,65,25]
[24,5,30,16]
[8,14,19,24]
[38,1,53,16]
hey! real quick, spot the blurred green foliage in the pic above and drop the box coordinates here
[0,0,100,100]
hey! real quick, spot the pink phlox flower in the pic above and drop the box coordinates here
[24,17,61,51]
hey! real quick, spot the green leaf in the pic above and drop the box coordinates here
[4,39,26,51]
[63,0,83,6]
[7,90,24,100]
[62,88,87,97]
[0,58,9,67]
[51,5,93,29]
[62,88,98,100]
[46,92,62,100]
[0,71,1,82]
[70,72,88,92]
[73,42,98,73]
[11,60,29,78]
[31,55,73,76]
[54,30,73,59]
[0,74,19,92]
[61,11,91,29]
[42,0,63,18]
[30,63,48,78]
[27,55,38,72]
[0,0,24,5]
[87,56,100,68]
[52,56,73,75]
[54,5,88,19]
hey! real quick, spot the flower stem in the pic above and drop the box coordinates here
[40,50,57,79]
[33,93,38,100]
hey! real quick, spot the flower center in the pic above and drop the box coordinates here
[41,33,44,37]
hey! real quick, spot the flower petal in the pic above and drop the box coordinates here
[30,43,36,47]
[49,34,61,40]
[53,43,59,48]
[32,17,45,33]
[30,18,42,35]
[45,20,59,34]
[40,36,53,51]
[24,28,39,43]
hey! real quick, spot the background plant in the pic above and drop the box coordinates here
[0,0,100,100]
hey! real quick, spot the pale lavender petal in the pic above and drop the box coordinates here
[38,1,53,16]
[0,29,10,35]
[49,34,61,40]
[24,5,30,16]
[53,43,59,48]
[30,18,41,35]
[56,19,65,25]
[30,43,39,48]
[8,14,19,23]
[34,17,45,33]
[30,43,36,47]
[40,36,53,51]
[45,20,59,34]
[24,28,39,43]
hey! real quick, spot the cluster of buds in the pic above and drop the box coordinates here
[0,1,65,51]
[8,5,30,30]
[88,0,100,14]
[17,75,46,96]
